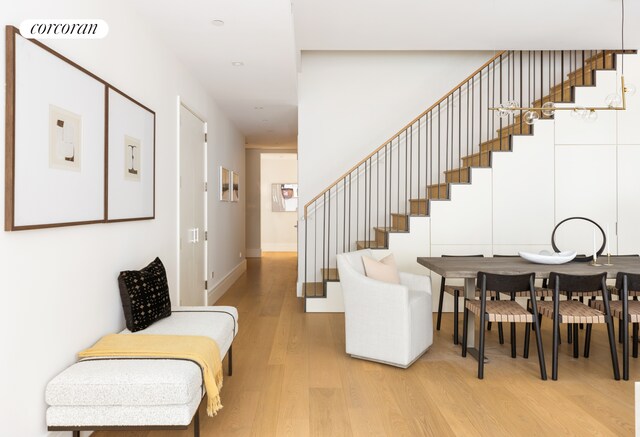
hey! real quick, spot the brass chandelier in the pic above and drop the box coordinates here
[490,0,635,125]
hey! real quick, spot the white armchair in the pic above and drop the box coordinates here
[336,249,433,368]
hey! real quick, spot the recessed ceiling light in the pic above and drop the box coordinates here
[211,20,225,27]
[231,61,244,67]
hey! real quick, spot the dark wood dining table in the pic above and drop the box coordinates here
[417,255,640,361]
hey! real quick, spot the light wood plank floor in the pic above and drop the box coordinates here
[97,252,637,437]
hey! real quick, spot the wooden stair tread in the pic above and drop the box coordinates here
[373,226,409,233]
[481,136,512,153]
[356,240,386,250]
[320,268,339,281]
[303,282,324,297]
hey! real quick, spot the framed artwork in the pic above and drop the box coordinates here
[220,167,230,201]
[5,26,106,230]
[106,87,155,221]
[231,172,239,202]
[271,183,298,212]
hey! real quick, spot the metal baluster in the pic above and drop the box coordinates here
[445,97,449,186]
[409,125,413,210]
[304,210,308,296]
[417,117,421,215]
[405,129,408,213]
[468,80,471,157]
[561,51,564,101]
[327,188,330,283]
[437,103,441,194]
[356,165,359,248]
[348,173,352,251]
[384,144,388,227]
[322,193,326,285]
[459,87,462,181]
[520,51,523,131]
[376,150,379,234]
[343,177,346,253]
[479,64,483,148]
[314,200,318,294]
[368,157,372,246]
[397,137,400,214]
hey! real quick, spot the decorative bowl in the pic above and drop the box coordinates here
[518,250,577,265]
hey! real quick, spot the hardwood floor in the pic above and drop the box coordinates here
[97,252,637,436]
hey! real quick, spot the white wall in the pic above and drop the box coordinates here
[0,2,244,436]
[260,153,298,251]
[297,50,494,207]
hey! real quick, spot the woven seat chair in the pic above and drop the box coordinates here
[436,255,504,345]
[462,272,546,380]
[536,272,619,380]
[590,272,640,380]
[493,255,554,298]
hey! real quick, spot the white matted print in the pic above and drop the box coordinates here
[124,135,141,181]
[107,87,155,221]
[232,171,239,202]
[9,31,105,229]
[220,167,230,201]
[49,105,81,171]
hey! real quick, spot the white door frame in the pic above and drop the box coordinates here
[176,96,208,306]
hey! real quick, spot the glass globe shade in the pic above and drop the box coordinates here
[541,102,555,117]
[605,93,622,108]
[524,110,539,125]
[584,110,598,124]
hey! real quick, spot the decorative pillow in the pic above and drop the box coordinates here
[118,257,171,332]
[362,254,401,284]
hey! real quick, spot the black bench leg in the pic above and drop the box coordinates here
[194,408,200,437]
[228,345,233,376]
[73,432,80,437]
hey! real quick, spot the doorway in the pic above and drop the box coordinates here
[260,153,298,252]
[179,103,207,306]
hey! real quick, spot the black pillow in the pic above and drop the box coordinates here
[118,257,171,332]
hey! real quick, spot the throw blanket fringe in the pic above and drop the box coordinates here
[78,334,223,416]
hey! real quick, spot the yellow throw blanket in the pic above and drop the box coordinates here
[78,334,223,416]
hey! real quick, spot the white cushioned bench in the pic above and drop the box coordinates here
[45,306,238,437]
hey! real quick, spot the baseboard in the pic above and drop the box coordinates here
[261,243,297,252]
[246,248,262,258]
[207,260,247,304]
[49,431,93,437]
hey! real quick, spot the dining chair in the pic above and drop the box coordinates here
[590,272,640,380]
[601,255,639,343]
[435,255,501,345]
[536,272,619,380]
[462,272,546,380]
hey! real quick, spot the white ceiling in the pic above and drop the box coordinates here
[293,0,640,51]
[131,0,298,148]
[132,0,639,149]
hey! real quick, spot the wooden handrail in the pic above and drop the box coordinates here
[303,50,507,218]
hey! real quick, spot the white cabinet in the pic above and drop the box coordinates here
[555,145,617,255]
[618,145,640,255]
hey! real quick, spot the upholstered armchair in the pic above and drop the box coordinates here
[336,249,433,368]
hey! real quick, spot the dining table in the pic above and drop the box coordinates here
[417,255,640,362]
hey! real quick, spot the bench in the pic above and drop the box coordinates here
[45,306,238,437]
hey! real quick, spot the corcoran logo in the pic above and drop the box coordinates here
[19,19,109,39]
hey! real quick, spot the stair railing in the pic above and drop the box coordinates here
[302,50,620,298]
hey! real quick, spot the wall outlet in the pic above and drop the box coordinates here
[239,252,242,258]
[211,272,214,278]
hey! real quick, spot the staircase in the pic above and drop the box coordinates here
[300,50,633,311]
